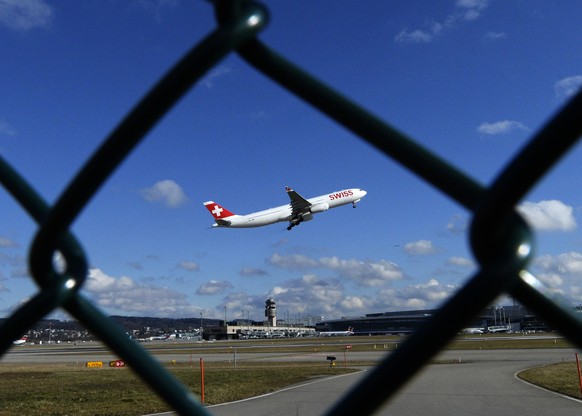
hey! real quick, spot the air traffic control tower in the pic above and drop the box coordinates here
[265,298,277,327]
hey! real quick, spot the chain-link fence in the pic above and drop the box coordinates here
[1,1,582,415]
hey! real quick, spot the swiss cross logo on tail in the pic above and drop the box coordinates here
[203,201,234,219]
[211,205,223,217]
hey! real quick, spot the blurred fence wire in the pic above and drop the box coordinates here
[1,0,582,415]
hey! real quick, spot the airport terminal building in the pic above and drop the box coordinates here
[314,305,554,335]
[203,299,564,339]
[203,298,316,340]
[204,305,549,340]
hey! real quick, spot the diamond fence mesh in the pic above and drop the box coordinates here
[1,1,582,415]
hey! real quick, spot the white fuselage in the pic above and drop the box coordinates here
[215,188,366,228]
[318,331,354,337]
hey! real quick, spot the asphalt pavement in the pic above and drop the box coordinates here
[207,349,582,416]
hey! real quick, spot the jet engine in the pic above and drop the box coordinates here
[309,203,329,214]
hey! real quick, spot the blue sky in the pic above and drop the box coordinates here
[1,0,582,322]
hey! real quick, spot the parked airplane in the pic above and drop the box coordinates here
[461,327,485,335]
[148,335,170,341]
[12,336,28,345]
[204,186,366,230]
[487,325,512,333]
[318,327,355,337]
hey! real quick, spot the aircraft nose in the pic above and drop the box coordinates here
[360,189,367,197]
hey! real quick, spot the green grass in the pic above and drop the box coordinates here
[0,362,355,416]
[517,361,582,400]
[445,335,572,350]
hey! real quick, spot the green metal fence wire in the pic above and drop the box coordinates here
[1,0,582,414]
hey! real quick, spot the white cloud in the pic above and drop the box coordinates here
[517,200,577,232]
[378,279,457,310]
[140,180,187,207]
[221,291,259,319]
[531,252,582,301]
[485,31,506,40]
[220,274,460,320]
[219,264,459,319]
[448,256,474,267]
[320,257,403,287]
[0,236,18,248]
[239,267,268,277]
[0,0,53,31]
[83,268,202,317]
[456,0,489,21]
[532,251,582,303]
[394,29,433,44]
[395,0,489,44]
[3,297,30,315]
[447,214,468,234]
[536,272,563,288]
[263,274,354,317]
[0,248,27,276]
[340,296,368,311]
[268,253,404,287]
[86,268,135,293]
[404,240,437,255]
[536,252,582,275]
[196,280,233,295]
[477,120,529,135]
[268,253,319,269]
[201,66,232,88]
[178,261,200,272]
[555,75,582,100]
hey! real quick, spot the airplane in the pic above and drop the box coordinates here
[318,327,355,337]
[148,335,172,341]
[204,186,367,231]
[487,325,512,333]
[12,336,28,345]
[461,327,485,335]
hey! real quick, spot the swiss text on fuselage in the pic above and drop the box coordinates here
[328,190,354,200]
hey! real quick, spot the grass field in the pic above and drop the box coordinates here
[0,361,355,416]
[517,361,582,400]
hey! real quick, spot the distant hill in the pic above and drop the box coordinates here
[0,316,222,332]
[109,316,221,332]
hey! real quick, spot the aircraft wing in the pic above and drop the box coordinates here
[285,186,312,215]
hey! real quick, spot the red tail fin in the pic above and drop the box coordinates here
[203,201,235,219]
